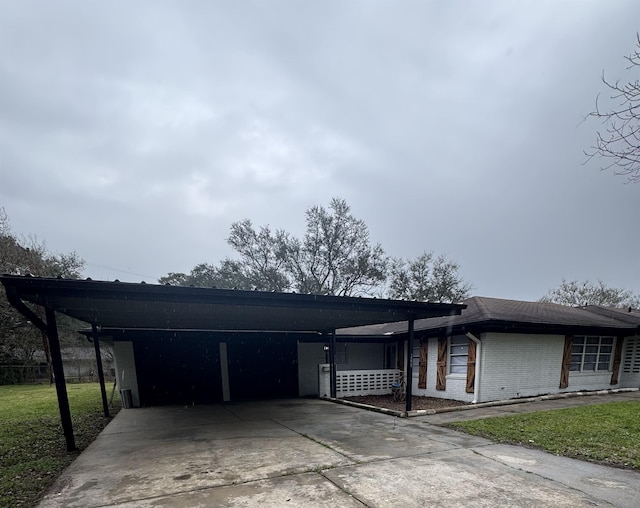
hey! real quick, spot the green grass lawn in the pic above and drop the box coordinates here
[0,383,120,508]
[449,401,640,470]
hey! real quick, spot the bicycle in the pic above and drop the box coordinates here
[391,371,406,402]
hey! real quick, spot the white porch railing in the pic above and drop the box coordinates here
[335,368,400,397]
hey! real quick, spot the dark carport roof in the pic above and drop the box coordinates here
[0,275,465,332]
[338,296,640,337]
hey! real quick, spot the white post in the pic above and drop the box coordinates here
[219,342,230,402]
[318,364,331,398]
[113,341,140,407]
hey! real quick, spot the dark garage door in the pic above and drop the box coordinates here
[133,335,222,406]
[227,334,298,400]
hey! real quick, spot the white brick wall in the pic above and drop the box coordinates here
[318,365,398,397]
[336,369,398,396]
[410,333,625,404]
[113,341,140,407]
[411,337,474,403]
[479,333,565,402]
[480,333,619,402]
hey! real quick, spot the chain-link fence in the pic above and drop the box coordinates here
[0,363,50,384]
[0,362,115,385]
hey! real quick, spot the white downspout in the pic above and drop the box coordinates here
[220,342,230,402]
[466,332,481,404]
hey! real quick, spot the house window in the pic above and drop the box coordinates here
[449,336,468,374]
[570,336,614,372]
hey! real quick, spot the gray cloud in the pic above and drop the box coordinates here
[1,0,639,299]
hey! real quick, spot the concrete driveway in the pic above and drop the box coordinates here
[39,397,640,507]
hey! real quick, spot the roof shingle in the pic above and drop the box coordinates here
[338,296,640,337]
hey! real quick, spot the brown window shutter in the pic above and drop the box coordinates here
[559,335,572,389]
[418,340,428,389]
[436,338,447,391]
[466,338,477,393]
[610,337,624,385]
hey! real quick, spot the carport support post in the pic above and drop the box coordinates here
[45,307,76,451]
[92,324,110,418]
[330,330,337,398]
[405,318,415,413]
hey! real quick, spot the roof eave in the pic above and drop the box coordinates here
[418,320,637,338]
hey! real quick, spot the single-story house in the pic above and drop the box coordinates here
[338,296,640,403]
[4,273,638,451]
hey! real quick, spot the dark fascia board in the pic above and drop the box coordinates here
[0,275,460,313]
[341,319,638,340]
[416,320,637,338]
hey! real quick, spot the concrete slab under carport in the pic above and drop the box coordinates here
[39,398,640,508]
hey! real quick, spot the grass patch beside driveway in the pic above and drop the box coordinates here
[449,401,640,470]
[0,383,120,508]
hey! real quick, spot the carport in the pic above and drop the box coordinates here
[1,275,464,451]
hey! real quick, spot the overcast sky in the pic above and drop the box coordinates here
[1,1,639,301]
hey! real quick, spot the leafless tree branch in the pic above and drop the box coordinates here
[585,34,640,182]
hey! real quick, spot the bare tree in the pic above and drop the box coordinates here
[286,198,388,296]
[158,259,253,290]
[388,251,472,303]
[225,198,388,296]
[161,198,391,296]
[161,198,473,300]
[540,279,640,308]
[586,34,640,182]
[227,220,291,292]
